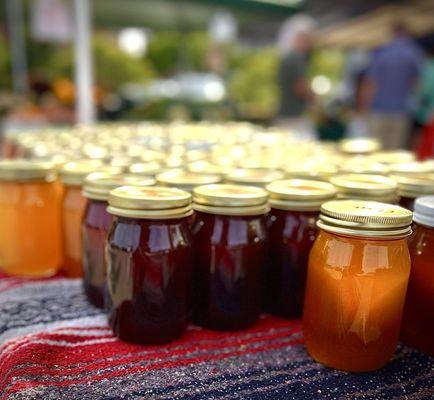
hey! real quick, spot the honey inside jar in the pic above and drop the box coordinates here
[303,200,412,372]
[0,159,62,277]
[60,160,103,277]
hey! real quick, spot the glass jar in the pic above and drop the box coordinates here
[225,168,284,188]
[401,196,434,355]
[82,173,155,308]
[265,179,337,318]
[106,186,193,344]
[60,161,102,277]
[330,174,399,204]
[0,160,62,277]
[303,200,412,372]
[192,184,269,330]
[391,175,434,211]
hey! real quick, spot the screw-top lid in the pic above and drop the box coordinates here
[340,160,389,175]
[369,150,415,164]
[108,186,192,219]
[318,200,413,238]
[193,184,269,216]
[129,161,162,176]
[267,179,337,211]
[390,174,434,198]
[187,161,231,176]
[0,159,56,182]
[83,172,156,201]
[225,168,284,187]
[156,169,221,192]
[389,161,434,176]
[413,196,434,228]
[339,138,381,154]
[60,160,105,186]
[285,163,338,181]
[330,174,398,203]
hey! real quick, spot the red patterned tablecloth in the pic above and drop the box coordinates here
[0,275,433,400]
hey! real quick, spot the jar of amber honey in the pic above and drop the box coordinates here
[330,174,399,203]
[106,186,193,344]
[265,179,337,318]
[401,196,434,355]
[60,160,102,277]
[303,200,412,372]
[0,160,62,276]
[82,173,155,308]
[192,184,269,330]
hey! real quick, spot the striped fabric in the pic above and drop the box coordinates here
[0,277,433,400]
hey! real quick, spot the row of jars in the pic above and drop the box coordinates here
[0,159,433,373]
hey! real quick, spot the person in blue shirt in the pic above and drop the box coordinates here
[362,22,423,149]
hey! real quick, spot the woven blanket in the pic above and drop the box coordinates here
[0,276,433,400]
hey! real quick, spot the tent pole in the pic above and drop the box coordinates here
[6,0,28,95]
[74,0,95,125]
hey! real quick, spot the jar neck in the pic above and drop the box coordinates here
[318,228,408,244]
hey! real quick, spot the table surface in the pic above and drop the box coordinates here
[0,276,433,400]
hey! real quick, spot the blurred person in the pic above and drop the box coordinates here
[275,15,316,139]
[361,22,423,149]
[415,47,434,127]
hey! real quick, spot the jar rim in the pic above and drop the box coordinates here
[0,159,56,182]
[318,199,413,238]
[193,184,268,208]
[83,172,156,201]
[108,185,192,218]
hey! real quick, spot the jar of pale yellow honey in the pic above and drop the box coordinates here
[0,159,62,276]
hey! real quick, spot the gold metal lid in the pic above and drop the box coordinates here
[369,150,415,164]
[318,200,413,238]
[83,173,156,201]
[108,186,192,219]
[339,138,381,154]
[187,161,231,176]
[225,168,284,187]
[0,159,56,182]
[389,161,434,176]
[129,161,162,176]
[390,174,434,198]
[285,163,338,181]
[330,174,398,202]
[340,160,389,175]
[60,160,105,186]
[156,169,221,192]
[193,184,269,216]
[267,179,337,211]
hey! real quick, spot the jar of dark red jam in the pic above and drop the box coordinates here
[265,179,337,318]
[82,173,155,308]
[106,186,193,344]
[401,196,434,355]
[391,175,434,211]
[191,184,269,330]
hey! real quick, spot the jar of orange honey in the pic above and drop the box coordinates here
[59,160,102,277]
[303,200,412,372]
[401,196,434,355]
[0,159,62,276]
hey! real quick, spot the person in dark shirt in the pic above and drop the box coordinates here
[362,22,423,149]
[275,15,315,138]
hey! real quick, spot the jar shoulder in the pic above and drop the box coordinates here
[108,218,193,254]
[310,231,411,275]
[193,213,268,246]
